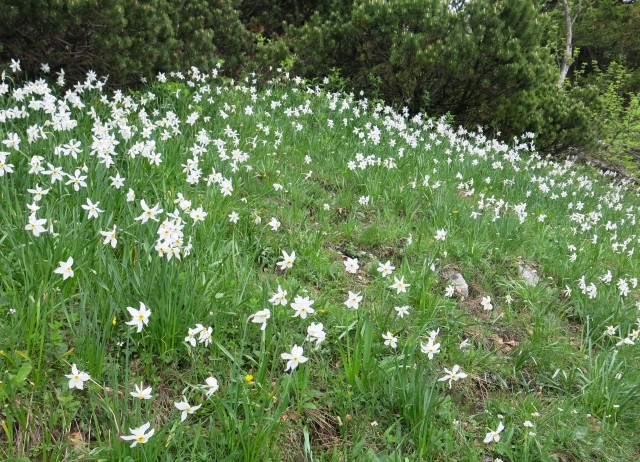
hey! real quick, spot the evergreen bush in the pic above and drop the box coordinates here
[289,0,604,151]
[0,0,253,85]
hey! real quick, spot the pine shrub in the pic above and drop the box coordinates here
[0,0,253,85]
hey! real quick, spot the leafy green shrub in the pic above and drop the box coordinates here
[288,0,604,151]
[572,0,640,90]
[572,61,640,172]
[247,35,293,77]
[286,9,357,79]
[0,0,253,85]
[238,0,353,37]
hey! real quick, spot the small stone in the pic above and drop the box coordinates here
[518,264,540,286]
[449,272,469,298]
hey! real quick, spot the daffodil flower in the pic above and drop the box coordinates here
[65,364,91,390]
[438,365,467,388]
[54,257,74,280]
[281,344,308,371]
[483,422,505,444]
[125,302,151,333]
[121,422,155,447]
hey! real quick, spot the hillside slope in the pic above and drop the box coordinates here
[1,67,639,461]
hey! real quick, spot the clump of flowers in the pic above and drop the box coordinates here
[184,324,214,347]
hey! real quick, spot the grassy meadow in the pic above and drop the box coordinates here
[1,64,640,461]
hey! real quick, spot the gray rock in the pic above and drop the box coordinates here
[518,264,540,286]
[449,272,469,299]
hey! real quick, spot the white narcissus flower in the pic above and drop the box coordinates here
[65,169,87,191]
[26,202,40,214]
[220,179,233,196]
[382,331,398,349]
[344,257,359,274]
[268,217,281,231]
[618,278,630,297]
[484,422,505,444]
[44,163,64,183]
[481,296,493,311]
[420,338,441,360]
[394,305,410,318]
[25,214,47,237]
[82,198,104,219]
[306,322,326,349]
[281,344,308,371]
[269,285,288,306]
[27,183,49,201]
[110,172,125,189]
[203,377,219,397]
[130,383,153,400]
[277,250,296,270]
[65,364,91,390]
[435,228,447,241]
[189,206,208,224]
[100,226,118,248]
[54,257,74,280]
[616,336,635,346]
[344,291,362,310]
[198,326,213,346]
[250,308,271,331]
[185,327,200,347]
[121,422,155,447]
[9,59,21,73]
[390,276,410,294]
[444,285,455,297]
[377,260,395,277]
[125,302,151,333]
[175,398,201,422]
[135,199,163,224]
[291,296,314,319]
[2,132,20,149]
[0,151,14,175]
[438,365,467,388]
